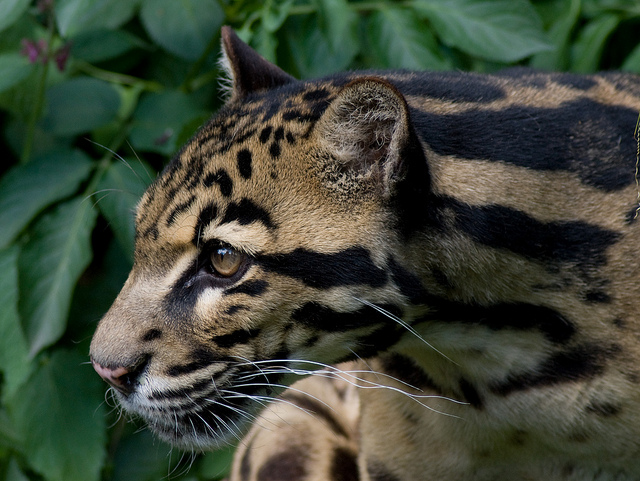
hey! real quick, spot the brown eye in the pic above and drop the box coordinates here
[211,246,244,277]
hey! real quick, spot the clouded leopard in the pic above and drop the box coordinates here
[90,26,640,480]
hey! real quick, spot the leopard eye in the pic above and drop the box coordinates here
[210,246,244,277]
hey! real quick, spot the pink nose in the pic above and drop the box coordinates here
[92,360,136,395]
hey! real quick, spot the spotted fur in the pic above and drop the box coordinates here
[91,27,640,480]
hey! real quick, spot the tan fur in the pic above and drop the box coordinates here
[91,28,640,481]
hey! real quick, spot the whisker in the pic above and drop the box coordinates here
[124,139,154,183]
[223,390,317,419]
[232,358,466,417]
[352,297,458,366]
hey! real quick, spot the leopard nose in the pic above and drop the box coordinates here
[91,359,146,396]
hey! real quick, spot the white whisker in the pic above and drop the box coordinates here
[229,357,466,418]
[352,297,458,366]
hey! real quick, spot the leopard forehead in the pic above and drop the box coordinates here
[133,77,389,259]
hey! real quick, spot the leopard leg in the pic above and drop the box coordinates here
[230,363,361,481]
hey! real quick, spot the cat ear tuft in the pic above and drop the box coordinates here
[220,26,295,100]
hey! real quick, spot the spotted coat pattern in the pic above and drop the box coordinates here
[91,27,640,480]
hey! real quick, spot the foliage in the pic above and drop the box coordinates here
[0,0,638,480]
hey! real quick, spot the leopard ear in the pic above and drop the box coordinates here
[315,78,416,196]
[220,26,295,100]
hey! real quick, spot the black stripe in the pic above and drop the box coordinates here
[269,141,281,158]
[552,73,597,90]
[411,98,638,191]
[392,71,506,103]
[166,195,196,226]
[211,128,257,156]
[193,202,218,244]
[148,378,214,400]
[256,446,308,481]
[303,87,331,102]
[378,353,442,392]
[167,349,224,376]
[203,169,233,197]
[459,378,483,409]
[351,323,404,360]
[443,197,620,267]
[426,301,575,345]
[221,198,276,230]
[291,302,398,332]
[225,305,247,315]
[389,257,576,344]
[281,393,350,438]
[388,257,429,305]
[490,344,619,395]
[142,224,159,241]
[226,279,269,297]
[184,159,206,190]
[585,400,622,417]
[141,329,162,342]
[259,126,272,143]
[584,290,611,303]
[240,440,253,480]
[330,447,358,481]
[237,149,252,179]
[260,246,388,289]
[282,109,322,123]
[213,329,259,349]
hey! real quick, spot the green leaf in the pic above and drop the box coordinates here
[414,0,553,62]
[571,14,621,73]
[97,160,154,259]
[315,0,359,58]
[622,41,640,74]
[129,90,209,155]
[7,350,106,481]
[530,0,581,71]
[0,53,34,94]
[0,246,31,400]
[71,29,148,63]
[260,0,294,32]
[252,24,279,62]
[18,198,98,356]
[140,0,224,60]
[5,457,30,481]
[366,7,449,70]
[55,0,140,37]
[197,449,234,480]
[68,240,131,331]
[582,0,640,18]
[0,0,30,33]
[0,149,93,249]
[0,408,22,450]
[284,14,359,77]
[110,431,178,481]
[40,77,121,136]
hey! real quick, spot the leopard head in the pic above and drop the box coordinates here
[90,27,429,448]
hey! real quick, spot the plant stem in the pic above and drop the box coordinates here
[20,7,57,165]
[75,61,164,92]
[20,59,50,164]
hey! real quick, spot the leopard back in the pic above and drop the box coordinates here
[91,27,640,480]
